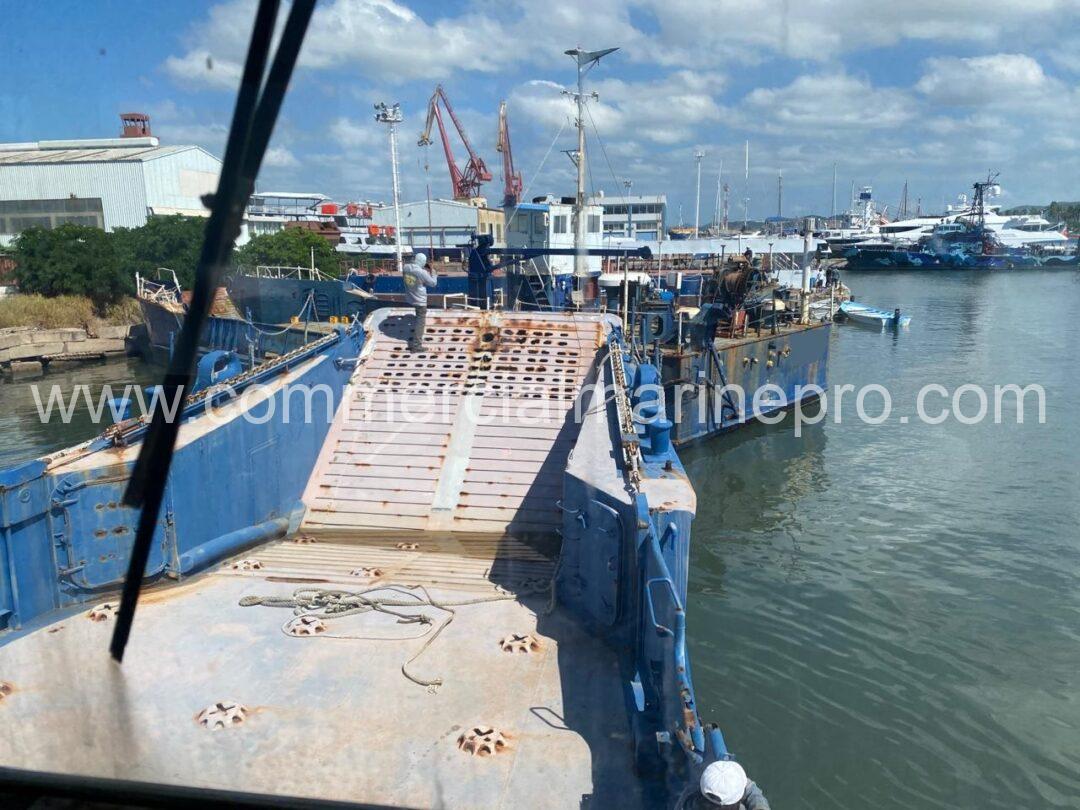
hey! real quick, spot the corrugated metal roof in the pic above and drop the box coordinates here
[0,144,209,166]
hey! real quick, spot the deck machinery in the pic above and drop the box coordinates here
[0,300,735,806]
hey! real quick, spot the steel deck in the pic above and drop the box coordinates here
[0,541,642,808]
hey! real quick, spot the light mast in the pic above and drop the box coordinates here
[375,102,404,274]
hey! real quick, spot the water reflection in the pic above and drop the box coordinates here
[0,357,162,468]
[685,270,1080,809]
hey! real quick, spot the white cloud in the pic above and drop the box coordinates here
[511,70,726,146]
[329,116,384,149]
[263,145,300,168]
[740,72,916,133]
[631,0,1080,64]
[163,49,243,91]
[916,54,1051,105]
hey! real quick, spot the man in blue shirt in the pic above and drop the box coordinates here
[402,251,437,351]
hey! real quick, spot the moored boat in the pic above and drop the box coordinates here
[839,300,912,328]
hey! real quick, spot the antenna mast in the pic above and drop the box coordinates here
[563,46,618,286]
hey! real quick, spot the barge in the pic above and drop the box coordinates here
[0,307,739,807]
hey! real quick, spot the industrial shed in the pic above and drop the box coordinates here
[369,198,505,250]
[0,135,221,243]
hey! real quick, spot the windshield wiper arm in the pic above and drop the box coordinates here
[110,0,316,663]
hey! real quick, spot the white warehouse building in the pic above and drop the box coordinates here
[0,133,221,245]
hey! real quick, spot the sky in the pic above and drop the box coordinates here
[3,0,1080,222]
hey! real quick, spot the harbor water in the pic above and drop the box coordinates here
[2,272,1078,808]
[685,269,1080,809]
[0,357,162,470]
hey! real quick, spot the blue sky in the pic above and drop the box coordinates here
[3,0,1080,220]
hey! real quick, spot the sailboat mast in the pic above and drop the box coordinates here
[743,140,749,230]
[693,150,705,238]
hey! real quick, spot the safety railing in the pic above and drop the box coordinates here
[641,519,705,762]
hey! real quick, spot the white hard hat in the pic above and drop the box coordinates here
[413,252,428,267]
[700,760,748,806]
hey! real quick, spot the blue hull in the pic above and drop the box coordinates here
[662,322,832,445]
[0,325,363,632]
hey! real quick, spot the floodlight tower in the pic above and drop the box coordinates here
[375,101,404,274]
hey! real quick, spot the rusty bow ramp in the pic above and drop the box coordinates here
[300,308,606,536]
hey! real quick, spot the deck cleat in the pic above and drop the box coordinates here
[86,603,118,622]
[395,542,419,551]
[348,566,383,578]
[284,615,327,636]
[499,633,542,654]
[457,726,510,757]
[196,701,249,730]
[230,559,263,571]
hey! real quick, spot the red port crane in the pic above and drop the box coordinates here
[496,100,524,208]
[418,85,492,201]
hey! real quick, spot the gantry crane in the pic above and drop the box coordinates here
[418,85,492,202]
[496,101,524,208]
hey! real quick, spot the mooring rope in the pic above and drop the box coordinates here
[240,582,548,690]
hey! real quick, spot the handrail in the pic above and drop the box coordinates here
[642,520,705,761]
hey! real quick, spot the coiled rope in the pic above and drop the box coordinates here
[239,582,549,690]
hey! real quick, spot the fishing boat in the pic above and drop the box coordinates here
[839,300,911,328]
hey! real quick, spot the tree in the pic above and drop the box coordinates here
[12,224,130,312]
[112,214,208,289]
[235,227,342,277]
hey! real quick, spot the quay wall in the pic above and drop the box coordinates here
[0,324,141,376]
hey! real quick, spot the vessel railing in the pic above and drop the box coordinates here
[245,265,333,281]
[641,519,707,763]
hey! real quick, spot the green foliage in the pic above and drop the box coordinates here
[112,214,208,289]
[236,227,342,277]
[11,224,131,312]
[1002,202,1080,231]
[1045,202,1080,231]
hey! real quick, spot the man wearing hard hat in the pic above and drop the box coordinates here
[694,760,770,809]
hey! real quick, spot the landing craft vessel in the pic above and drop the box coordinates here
[0,300,741,807]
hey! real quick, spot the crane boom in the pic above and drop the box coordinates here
[418,85,492,201]
[496,100,524,208]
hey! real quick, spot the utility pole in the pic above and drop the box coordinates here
[564,46,618,291]
[623,178,633,238]
[693,150,705,238]
[375,102,404,274]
